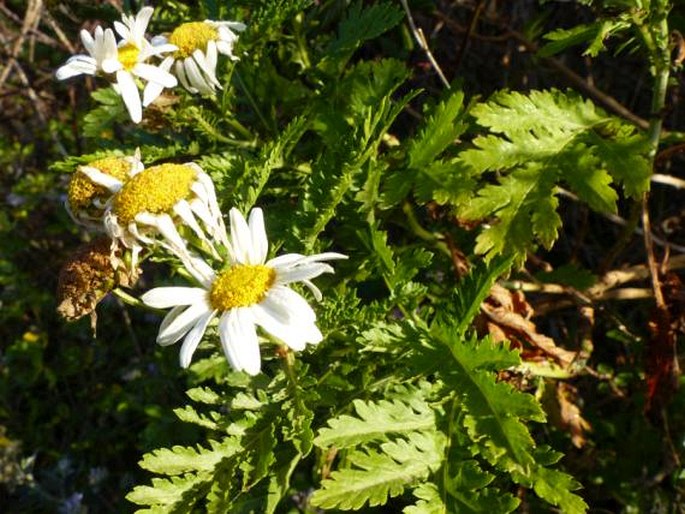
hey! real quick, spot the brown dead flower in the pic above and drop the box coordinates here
[56,237,138,326]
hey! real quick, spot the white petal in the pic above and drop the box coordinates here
[181,254,216,288]
[157,305,187,346]
[264,285,317,323]
[134,7,154,39]
[215,40,234,57]
[219,308,261,375]
[101,29,119,63]
[142,81,164,107]
[141,287,208,308]
[158,302,211,345]
[133,62,177,87]
[252,303,322,351]
[150,35,169,47]
[206,40,218,72]
[212,20,247,33]
[302,279,323,301]
[248,208,268,264]
[79,166,124,192]
[184,57,215,94]
[174,60,195,92]
[56,56,97,80]
[148,42,178,57]
[266,253,306,269]
[157,305,185,345]
[173,201,218,257]
[276,263,334,284]
[80,29,95,53]
[137,212,191,262]
[192,49,221,88]
[179,310,214,367]
[115,70,142,123]
[229,208,253,264]
[113,21,129,41]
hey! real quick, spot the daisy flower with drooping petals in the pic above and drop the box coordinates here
[141,207,347,375]
[66,151,144,228]
[56,7,178,123]
[99,161,228,270]
[151,19,245,95]
[56,26,116,80]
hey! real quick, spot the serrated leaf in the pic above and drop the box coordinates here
[126,474,207,508]
[139,439,241,475]
[587,130,651,196]
[414,159,475,206]
[449,256,515,338]
[173,405,219,430]
[408,89,468,170]
[539,20,630,57]
[311,432,445,510]
[186,386,222,405]
[314,397,435,449]
[560,144,617,213]
[326,2,404,57]
[528,466,588,514]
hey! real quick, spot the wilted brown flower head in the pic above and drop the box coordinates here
[56,237,136,321]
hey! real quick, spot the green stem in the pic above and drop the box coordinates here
[641,3,671,309]
[234,70,275,134]
[401,201,451,258]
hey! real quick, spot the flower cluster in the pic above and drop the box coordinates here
[57,7,245,123]
[56,5,345,377]
[61,144,345,375]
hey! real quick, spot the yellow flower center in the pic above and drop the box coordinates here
[112,163,196,224]
[68,157,131,211]
[209,265,276,310]
[118,43,140,71]
[169,22,218,59]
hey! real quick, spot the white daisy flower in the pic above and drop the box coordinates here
[151,19,246,95]
[55,26,116,80]
[101,7,178,123]
[65,152,144,228]
[141,207,347,375]
[56,7,178,123]
[99,161,228,270]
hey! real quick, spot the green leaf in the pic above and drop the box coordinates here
[448,255,515,338]
[325,2,404,59]
[460,89,644,259]
[539,20,631,57]
[527,465,588,514]
[311,432,446,510]
[408,89,468,170]
[314,397,435,449]
[139,439,241,476]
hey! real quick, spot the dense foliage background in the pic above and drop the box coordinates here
[3,0,685,512]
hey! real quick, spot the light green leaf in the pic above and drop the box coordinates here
[314,397,435,449]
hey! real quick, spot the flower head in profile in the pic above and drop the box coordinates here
[141,207,346,375]
[100,161,228,269]
[151,19,245,94]
[66,152,143,227]
[56,7,177,123]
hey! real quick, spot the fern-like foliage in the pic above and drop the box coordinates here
[382,87,472,208]
[319,1,405,74]
[459,88,650,262]
[127,363,317,514]
[311,387,444,510]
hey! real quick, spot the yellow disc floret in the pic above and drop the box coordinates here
[68,157,132,211]
[112,163,196,224]
[209,265,276,310]
[169,22,218,59]
[118,43,140,71]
